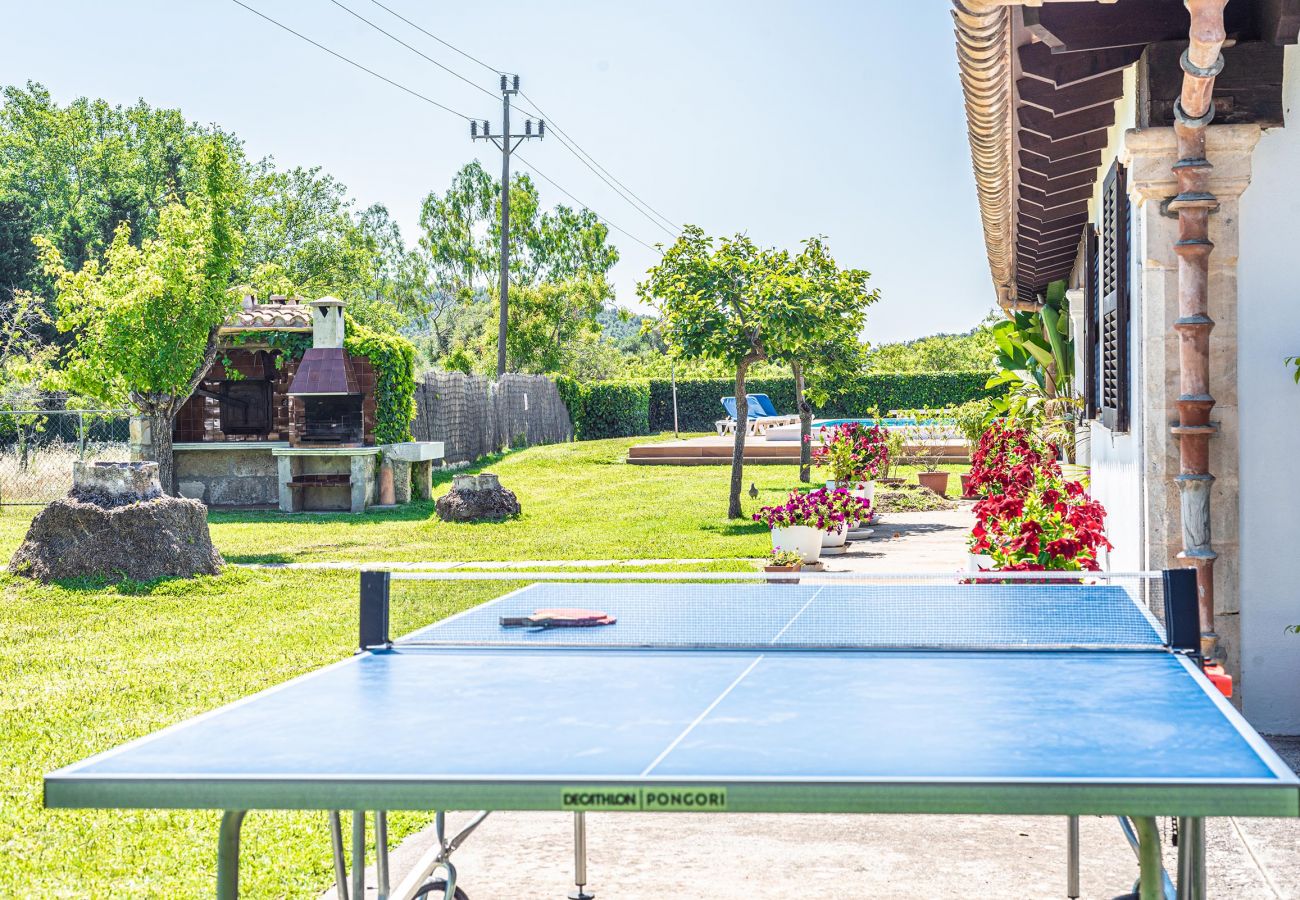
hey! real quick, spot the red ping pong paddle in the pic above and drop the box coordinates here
[499,608,616,629]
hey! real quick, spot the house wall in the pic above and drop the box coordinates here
[1237,46,1300,734]
[1084,66,1147,574]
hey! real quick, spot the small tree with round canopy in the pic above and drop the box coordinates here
[640,228,876,517]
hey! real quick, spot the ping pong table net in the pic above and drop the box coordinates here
[381,572,1178,652]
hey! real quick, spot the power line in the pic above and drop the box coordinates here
[518,90,681,235]
[230,0,661,255]
[228,0,476,121]
[363,0,505,77]
[327,0,500,103]
[515,152,661,254]
[341,0,681,237]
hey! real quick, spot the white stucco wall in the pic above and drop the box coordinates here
[1085,68,1146,573]
[1237,46,1300,735]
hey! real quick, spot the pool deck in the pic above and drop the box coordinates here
[627,434,968,466]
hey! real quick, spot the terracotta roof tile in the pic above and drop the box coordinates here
[223,303,313,331]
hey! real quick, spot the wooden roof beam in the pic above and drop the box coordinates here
[1019,149,1103,177]
[1021,182,1095,206]
[1019,42,1145,87]
[1017,72,1124,114]
[1020,128,1110,159]
[1260,0,1300,44]
[1018,103,1116,140]
[1019,167,1099,192]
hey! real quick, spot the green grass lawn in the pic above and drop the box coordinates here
[0,435,967,897]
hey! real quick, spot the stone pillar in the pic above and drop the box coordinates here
[128,415,154,463]
[348,454,372,514]
[277,455,301,513]
[411,460,433,501]
[1122,124,1260,690]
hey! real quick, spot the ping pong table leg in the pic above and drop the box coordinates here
[567,811,595,900]
[330,812,350,900]
[376,810,391,899]
[1175,817,1206,900]
[216,810,247,900]
[1067,815,1080,898]
[352,810,367,900]
[1132,817,1163,900]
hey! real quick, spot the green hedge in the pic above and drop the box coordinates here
[646,373,996,433]
[557,378,651,440]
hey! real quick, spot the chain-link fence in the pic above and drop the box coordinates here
[0,410,132,505]
[413,373,572,465]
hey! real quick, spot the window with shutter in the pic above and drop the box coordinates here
[1099,159,1130,432]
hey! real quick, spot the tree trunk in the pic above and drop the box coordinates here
[792,362,814,483]
[728,361,753,519]
[151,411,176,496]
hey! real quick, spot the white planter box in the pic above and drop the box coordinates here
[967,553,994,572]
[771,526,823,563]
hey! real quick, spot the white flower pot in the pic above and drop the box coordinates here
[852,481,875,505]
[772,526,822,564]
[967,553,994,572]
[821,526,847,548]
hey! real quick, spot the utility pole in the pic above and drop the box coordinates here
[471,74,544,378]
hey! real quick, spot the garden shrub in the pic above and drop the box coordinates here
[645,373,996,433]
[344,323,417,444]
[575,380,651,439]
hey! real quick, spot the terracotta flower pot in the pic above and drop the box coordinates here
[917,471,950,496]
[764,563,801,585]
[960,473,976,498]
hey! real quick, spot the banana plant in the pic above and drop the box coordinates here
[984,282,1078,453]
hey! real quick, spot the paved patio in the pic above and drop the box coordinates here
[323,503,1300,899]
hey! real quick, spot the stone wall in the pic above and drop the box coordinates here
[175,448,280,507]
[1122,124,1262,700]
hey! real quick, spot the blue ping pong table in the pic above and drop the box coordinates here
[45,570,1299,900]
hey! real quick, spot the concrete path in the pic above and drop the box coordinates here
[321,503,1300,899]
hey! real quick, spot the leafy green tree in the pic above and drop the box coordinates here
[36,139,243,492]
[415,162,619,369]
[865,315,998,373]
[641,228,875,517]
[776,238,878,482]
[478,276,612,374]
[239,166,375,299]
[0,82,241,321]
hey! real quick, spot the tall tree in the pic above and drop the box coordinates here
[642,229,877,515]
[36,138,243,492]
[416,161,618,369]
[776,238,878,482]
[0,82,240,319]
[640,228,793,518]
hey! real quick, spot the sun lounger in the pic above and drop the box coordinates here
[716,396,797,435]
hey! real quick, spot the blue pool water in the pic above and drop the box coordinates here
[817,417,949,428]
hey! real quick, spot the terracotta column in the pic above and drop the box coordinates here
[1170,0,1229,658]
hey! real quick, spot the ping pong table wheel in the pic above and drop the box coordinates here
[413,879,469,900]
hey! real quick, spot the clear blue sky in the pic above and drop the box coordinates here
[3,0,995,343]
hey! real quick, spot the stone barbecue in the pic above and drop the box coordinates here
[154,295,443,512]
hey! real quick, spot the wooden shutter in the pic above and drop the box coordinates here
[1099,159,1130,433]
[1083,224,1099,420]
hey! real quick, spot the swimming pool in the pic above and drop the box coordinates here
[764,417,958,442]
[815,417,949,428]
